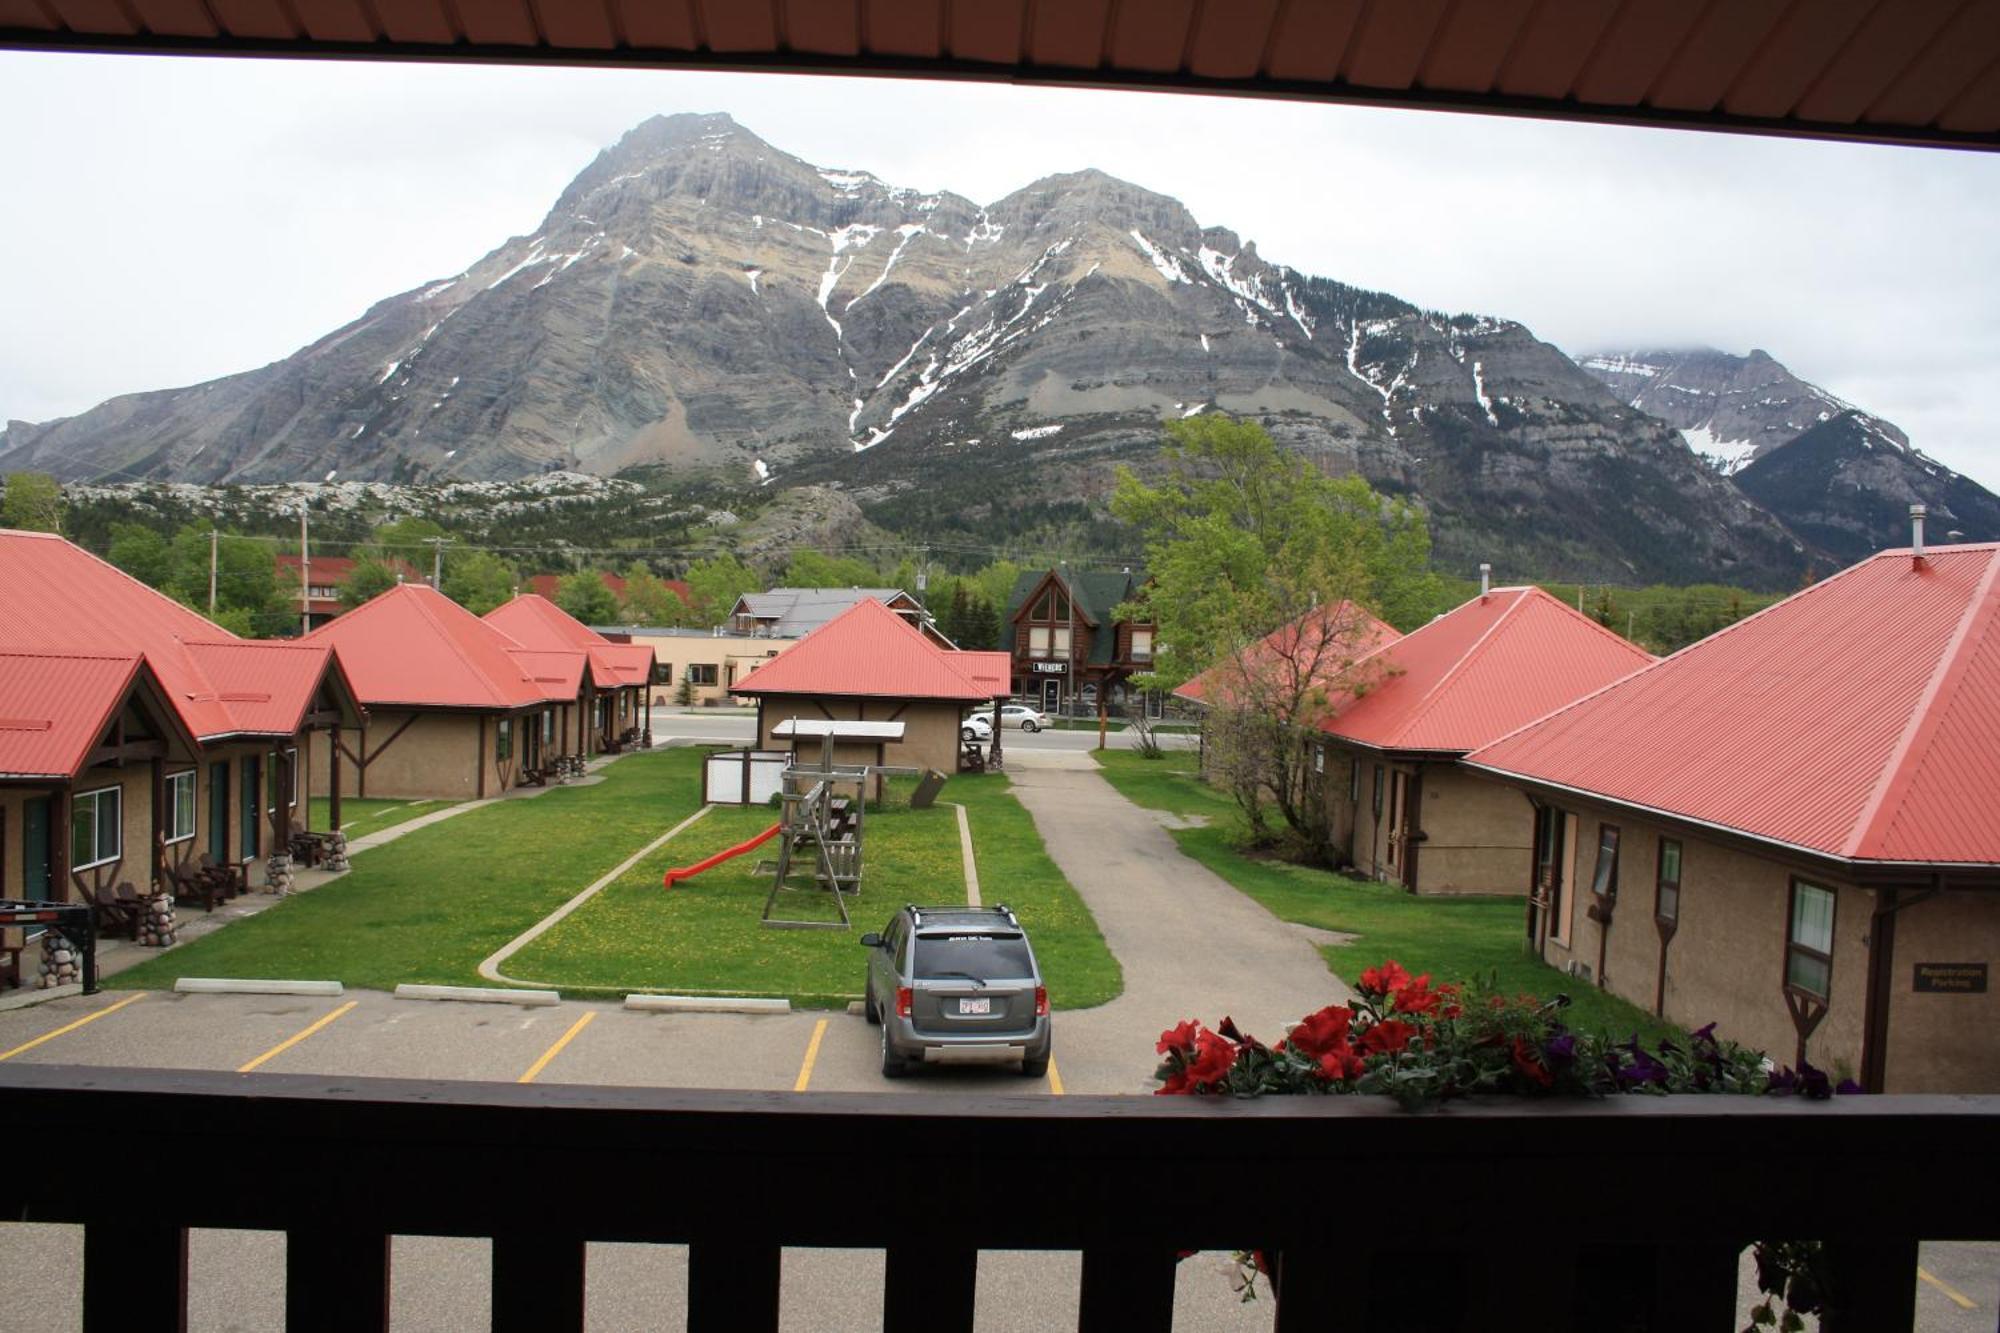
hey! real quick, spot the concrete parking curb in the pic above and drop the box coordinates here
[175,978,345,996]
[394,983,560,1007]
[623,994,790,1014]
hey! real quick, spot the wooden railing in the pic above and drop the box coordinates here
[0,1064,1992,1332]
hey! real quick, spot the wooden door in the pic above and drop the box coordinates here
[1386,771,1407,875]
[239,755,260,858]
[22,798,51,897]
[208,762,229,861]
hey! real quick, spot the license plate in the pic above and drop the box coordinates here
[959,998,991,1015]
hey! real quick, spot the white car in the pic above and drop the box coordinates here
[961,714,994,742]
[997,704,1050,732]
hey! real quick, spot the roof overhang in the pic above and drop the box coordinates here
[3,2,1993,152]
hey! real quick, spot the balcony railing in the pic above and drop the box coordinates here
[0,1064,1992,1332]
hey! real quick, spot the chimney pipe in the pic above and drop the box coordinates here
[1479,563,1491,598]
[1910,504,1927,560]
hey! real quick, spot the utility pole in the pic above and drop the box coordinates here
[207,529,218,616]
[425,537,451,590]
[299,510,311,637]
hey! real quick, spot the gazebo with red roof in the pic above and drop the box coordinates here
[1311,585,1654,896]
[1465,539,2000,1094]
[731,598,995,779]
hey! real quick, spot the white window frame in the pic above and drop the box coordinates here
[1130,628,1153,659]
[1028,626,1051,657]
[496,717,514,761]
[72,785,123,870]
[164,769,197,844]
[286,746,300,808]
[1052,626,1073,655]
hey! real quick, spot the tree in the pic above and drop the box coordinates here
[783,549,880,588]
[370,517,450,574]
[154,525,296,635]
[442,549,516,616]
[555,570,620,625]
[340,558,403,611]
[106,522,175,588]
[2,472,63,533]
[1111,415,1441,861]
[619,562,690,625]
[683,554,762,624]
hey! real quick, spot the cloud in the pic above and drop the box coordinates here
[1,53,1995,487]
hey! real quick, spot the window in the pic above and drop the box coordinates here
[1371,765,1384,816]
[1787,881,1836,1000]
[1655,839,1682,924]
[496,718,513,761]
[71,785,122,869]
[286,747,299,806]
[1028,626,1051,657]
[687,663,718,686]
[1588,825,1620,901]
[1350,757,1361,803]
[1051,626,1072,655]
[1131,628,1153,660]
[542,710,555,745]
[653,662,672,685]
[309,583,338,598]
[1313,745,1325,775]
[164,770,196,844]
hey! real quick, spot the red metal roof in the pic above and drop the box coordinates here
[305,582,546,710]
[485,594,654,686]
[0,529,346,741]
[504,648,586,702]
[0,650,145,780]
[952,651,1011,695]
[1174,601,1401,706]
[1466,545,2000,866]
[731,598,991,703]
[1319,588,1655,753]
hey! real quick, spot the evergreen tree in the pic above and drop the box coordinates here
[555,570,620,625]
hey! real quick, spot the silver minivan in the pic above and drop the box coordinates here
[861,904,1052,1078]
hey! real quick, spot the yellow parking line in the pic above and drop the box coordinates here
[519,1010,597,1084]
[1919,1267,1977,1311]
[237,1000,357,1073]
[1047,1055,1064,1096]
[0,992,145,1062]
[793,1018,829,1091]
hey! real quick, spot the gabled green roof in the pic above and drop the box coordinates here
[1001,568,1147,666]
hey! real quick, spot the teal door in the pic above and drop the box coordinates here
[208,762,229,860]
[22,797,51,897]
[240,756,260,858]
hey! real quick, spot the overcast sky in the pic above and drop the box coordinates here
[3,53,1996,489]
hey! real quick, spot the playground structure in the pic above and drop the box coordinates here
[661,720,941,930]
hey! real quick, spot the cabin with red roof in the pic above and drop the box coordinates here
[1,530,364,911]
[1313,586,1654,895]
[484,594,657,751]
[307,584,619,800]
[731,599,1002,777]
[1466,541,2000,1094]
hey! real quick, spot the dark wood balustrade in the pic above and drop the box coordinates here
[0,1064,1992,1332]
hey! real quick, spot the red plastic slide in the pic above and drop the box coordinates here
[663,822,782,888]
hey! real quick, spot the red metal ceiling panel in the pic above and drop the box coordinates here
[1262,0,1363,82]
[1792,0,1960,125]
[533,0,615,49]
[1417,0,1536,93]
[124,0,220,35]
[1026,0,1109,70]
[288,0,378,43]
[1645,0,1788,112]
[945,0,1023,63]
[448,0,537,44]
[866,0,940,58]
[1722,0,1875,118]
[1493,0,1621,99]
[697,0,775,51]
[43,0,136,35]
[1104,0,1194,73]
[1868,0,2000,126]
[1184,0,1278,80]
[783,0,857,55]
[201,0,302,41]
[613,0,697,48]
[1569,0,1704,106]
[1342,0,1449,90]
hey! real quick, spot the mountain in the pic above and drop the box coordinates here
[1578,347,2000,558]
[3,112,1815,586]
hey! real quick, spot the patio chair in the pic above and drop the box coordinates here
[94,885,140,941]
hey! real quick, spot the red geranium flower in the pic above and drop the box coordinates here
[1511,1035,1553,1088]
[1436,984,1463,1020]
[1317,1045,1366,1081]
[1156,1020,1199,1056]
[1185,1029,1236,1085]
[1288,1004,1354,1058]
[1155,1067,1191,1096]
[1392,976,1440,1015]
[1357,960,1412,996]
[1359,1019,1417,1056]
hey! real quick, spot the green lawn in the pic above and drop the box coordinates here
[504,770,1122,1010]
[1092,750,1679,1043]
[308,796,453,839]
[114,750,1122,1010]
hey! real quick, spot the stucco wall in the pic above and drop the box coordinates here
[1884,892,2000,1093]
[1411,766,1534,896]
[353,711,485,800]
[1542,808,1873,1082]
[625,632,793,707]
[755,696,966,778]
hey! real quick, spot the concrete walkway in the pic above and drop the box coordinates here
[1003,748,1349,1095]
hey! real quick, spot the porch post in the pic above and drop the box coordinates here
[327,725,343,831]
[987,695,1003,768]
[150,757,165,893]
[52,786,71,903]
